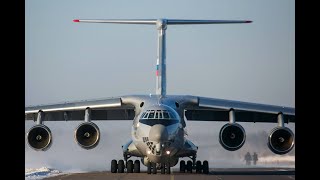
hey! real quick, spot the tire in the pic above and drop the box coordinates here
[118,160,125,173]
[187,160,193,173]
[203,160,209,174]
[111,159,117,173]
[180,160,186,173]
[134,160,140,173]
[152,163,157,174]
[161,164,165,174]
[127,160,133,173]
[196,160,202,173]
[147,162,151,174]
[166,162,171,174]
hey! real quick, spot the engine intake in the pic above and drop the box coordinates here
[74,122,100,149]
[268,127,294,154]
[219,123,246,151]
[27,124,52,151]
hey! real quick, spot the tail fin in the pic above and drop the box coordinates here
[73,19,252,96]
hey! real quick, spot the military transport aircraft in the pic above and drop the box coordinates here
[25,19,295,174]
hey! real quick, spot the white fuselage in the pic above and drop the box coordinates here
[131,104,185,164]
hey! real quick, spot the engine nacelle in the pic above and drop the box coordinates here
[27,124,52,151]
[74,122,100,149]
[219,123,246,151]
[268,127,294,155]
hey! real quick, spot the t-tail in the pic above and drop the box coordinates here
[73,19,252,96]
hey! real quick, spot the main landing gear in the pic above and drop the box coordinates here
[179,156,209,174]
[111,159,140,173]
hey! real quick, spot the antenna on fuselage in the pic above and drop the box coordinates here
[73,19,252,96]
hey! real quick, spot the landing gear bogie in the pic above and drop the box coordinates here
[111,159,140,173]
[179,159,209,174]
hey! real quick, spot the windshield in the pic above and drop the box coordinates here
[139,110,179,126]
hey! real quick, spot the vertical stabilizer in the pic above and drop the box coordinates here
[73,18,252,96]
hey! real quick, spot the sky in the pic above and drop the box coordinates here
[25,0,295,107]
[25,0,295,172]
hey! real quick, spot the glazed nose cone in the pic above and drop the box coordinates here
[149,124,168,142]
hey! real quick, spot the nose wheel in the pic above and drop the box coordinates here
[147,161,171,174]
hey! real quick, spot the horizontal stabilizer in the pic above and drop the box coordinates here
[73,19,252,25]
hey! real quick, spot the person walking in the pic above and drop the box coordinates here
[244,152,252,165]
[252,152,258,165]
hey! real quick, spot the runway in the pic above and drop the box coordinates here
[44,168,295,180]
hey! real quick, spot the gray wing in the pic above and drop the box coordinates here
[185,96,295,123]
[25,97,135,121]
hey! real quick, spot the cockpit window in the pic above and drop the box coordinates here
[148,112,155,119]
[143,112,149,118]
[139,109,179,126]
[163,112,169,119]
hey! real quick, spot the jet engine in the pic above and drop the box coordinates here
[74,122,100,149]
[268,127,294,154]
[219,123,246,151]
[27,124,52,151]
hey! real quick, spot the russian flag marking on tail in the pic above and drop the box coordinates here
[156,65,159,76]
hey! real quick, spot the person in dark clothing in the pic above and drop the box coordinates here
[244,152,252,165]
[252,152,258,165]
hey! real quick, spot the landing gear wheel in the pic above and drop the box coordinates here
[152,163,157,174]
[134,160,140,173]
[196,160,202,173]
[166,162,171,174]
[203,160,209,174]
[127,160,133,173]
[118,160,125,173]
[161,164,165,174]
[147,162,151,174]
[186,160,193,173]
[180,160,186,173]
[111,159,117,173]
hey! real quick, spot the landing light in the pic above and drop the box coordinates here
[147,150,151,154]
[166,150,170,155]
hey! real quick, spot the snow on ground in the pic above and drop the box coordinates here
[25,167,62,180]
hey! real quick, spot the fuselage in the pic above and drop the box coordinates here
[120,95,199,165]
[132,104,184,163]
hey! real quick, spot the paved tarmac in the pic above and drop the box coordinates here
[44,168,295,180]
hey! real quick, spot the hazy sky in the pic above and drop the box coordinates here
[25,0,295,107]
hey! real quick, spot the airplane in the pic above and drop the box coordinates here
[25,18,295,174]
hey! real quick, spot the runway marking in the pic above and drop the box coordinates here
[170,175,174,180]
[288,176,295,179]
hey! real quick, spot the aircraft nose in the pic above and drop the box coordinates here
[149,124,168,142]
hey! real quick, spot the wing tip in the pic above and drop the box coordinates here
[73,19,80,22]
[246,20,252,23]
